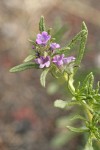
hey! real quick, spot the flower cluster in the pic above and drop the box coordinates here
[32,31,75,70]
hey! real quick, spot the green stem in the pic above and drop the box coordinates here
[82,102,94,150]
[82,101,93,121]
[84,137,93,150]
[64,73,75,95]
[68,75,75,95]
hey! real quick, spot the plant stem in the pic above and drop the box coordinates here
[82,101,93,122]
[64,73,75,95]
[82,102,94,150]
[84,137,93,150]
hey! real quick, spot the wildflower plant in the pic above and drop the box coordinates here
[10,16,100,150]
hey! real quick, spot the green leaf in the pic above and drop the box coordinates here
[82,21,88,31]
[40,68,50,87]
[95,81,100,94]
[39,16,46,32]
[10,62,38,73]
[54,100,67,109]
[71,115,87,121]
[74,22,88,73]
[54,100,80,109]
[48,28,52,35]
[50,65,63,78]
[67,30,86,49]
[54,47,70,56]
[66,126,89,133]
[80,72,94,92]
[24,55,35,62]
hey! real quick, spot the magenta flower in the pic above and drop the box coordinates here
[50,43,60,50]
[36,31,51,46]
[52,54,64,67]
[35,56,50,68]
[63,56,76,64]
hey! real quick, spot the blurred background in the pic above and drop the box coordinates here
[0,0,100,150]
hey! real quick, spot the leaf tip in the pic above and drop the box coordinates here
[82,21,88,31]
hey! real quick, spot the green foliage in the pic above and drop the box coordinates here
[10,62,38,73]
[75,22,88,73]
[39,16,46,32]
[71,115,87,121]
[54,46,70,55]
[66,126,89,133]
[40,67,50,87]
[24,55,36,62]
[54,100,68,109]
[54,99,80,109]
[73,73,100,144]
[50,64,63,79]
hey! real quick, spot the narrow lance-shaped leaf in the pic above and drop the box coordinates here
[88,73,94,93]
[71,115,87,121]
[48,28,52,35]
[53,47,70,56]
[67,30,86,50]
[95,81,100,94]
[54,99,80,109]
[74,22,88,73]
[40,68,50,87]
[80,72,93,92]
[24,55,35,62]
[39,16,46,32]
[50,65,63,78]
[10,62,39,73]
[54,100,68,109]
[66,126,89,133]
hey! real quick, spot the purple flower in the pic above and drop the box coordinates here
[52,55,75,67]
[63,56,76,64]
[52,54,64,67]
[35,56,50,68]
[50,43,60,50]
[36,31,51,46]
